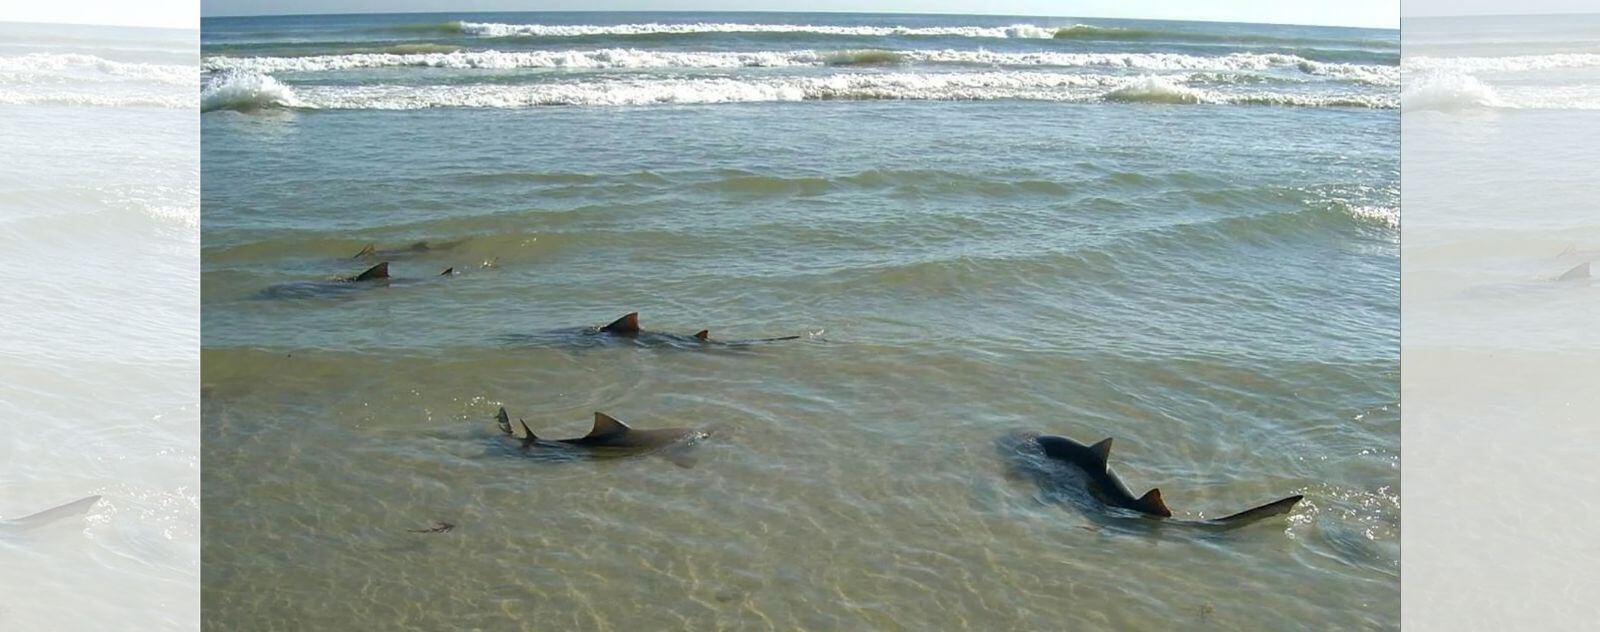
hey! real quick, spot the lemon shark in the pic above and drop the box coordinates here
[260,262,456,299]
[494,407,710,464]
[504,312,803,349]
[1,495,101,534]
[351,240,463,260]
[1005,432,1302,531]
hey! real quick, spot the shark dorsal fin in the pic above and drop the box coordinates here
[495,407,512,435]
[1558,262,1590,281]
[354,244,376,258]
[587,412,631,438]
[440,267,454,276]
[694,330,709,341]
[518,420,538,447]
[1088,438,1113,464]
[353,262,389,281]
[601,312,640,334]
[1138,488,1172,517]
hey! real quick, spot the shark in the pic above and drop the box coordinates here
[259,262,456,299]
[494,407,710,464]
[1556,261,1590,283]
[503,312,805,349]
[1003,431,1302,531]
[1,495,101,534]
[352,240,463,260]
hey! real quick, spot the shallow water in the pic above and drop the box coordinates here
[1402,14,1600,630]
[202,12,1398,629]
[0,21,198,632]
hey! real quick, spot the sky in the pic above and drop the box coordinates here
[1402,0,1598,16]
[194,1,1400,29]
[2,0,196,29]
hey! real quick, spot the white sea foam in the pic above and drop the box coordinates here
[1404,53,1600,74]
[201,49,1398,86]
[1100,76,1210,104]
[0,53,194,85]
[1401,72,1504,111]
[200,71,303,112]
[457,21,1071,39]
[0,92,195,108]
[219,72,1393,110]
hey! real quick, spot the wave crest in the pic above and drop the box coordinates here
[200,72,302,112]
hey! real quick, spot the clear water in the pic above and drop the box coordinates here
[0,21,198,632]
[1402,14,1600,631]
[202,12,1398,629]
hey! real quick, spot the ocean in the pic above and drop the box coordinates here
[1401,13,1600,630]
[0,21,198,632]
[200,12,1399,629]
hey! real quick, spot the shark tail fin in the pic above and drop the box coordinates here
[601,312,640,334]
[353,262,389,281]
[3,495,100,531]
[694,330,709,341]
[354,244,376,258]
[1214,495,1303,526]
[1137,488,1171,517]
[408,241,430,251]
[1557,262,1590,282]
[587,412,632,438]
[495,407,512,435]
[518,420,538,448]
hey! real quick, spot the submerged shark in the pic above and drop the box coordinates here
[1,495,101,534]
[494,407,710,464]
[503,312,805,349]
[352,240,463,260]
[259,262,456,299]
[1003,431,1302,531]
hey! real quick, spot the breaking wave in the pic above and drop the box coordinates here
[0,53,194,85]
[207,72,1395,110]
[200,71,303,112]
[201,49,1397,85]
[436,21,1393,48]
[1401,72,1503,111]
[1404,53,1600,74]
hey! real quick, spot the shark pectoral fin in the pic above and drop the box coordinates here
[440,267,454,276]
[1088,438,1113,464]
[694,330,709,341]
[353,262,390,281]
[601,312,640,334]
[587,412,632,438]
[1214,494,1303,526]
[495,407,513,435]
[354,244,376,258]
[1557,262,1590,281]
[1138,488,1172,517]
[518,420,538,447]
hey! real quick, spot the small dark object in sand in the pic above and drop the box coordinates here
[406,521,455,534]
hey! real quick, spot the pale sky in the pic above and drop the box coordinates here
[196,1,1399,29]
[2,0,196,29]
[1403,0,1597,17]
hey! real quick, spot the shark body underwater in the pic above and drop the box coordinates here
[0,495,101,534]
[503,312,804,349]
[351,240,463,260]
[259,262,457,299]
[1004,432,1302,531]
[494,407,710,464]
